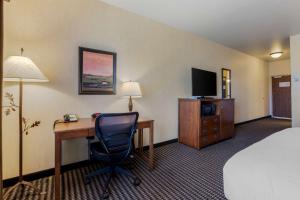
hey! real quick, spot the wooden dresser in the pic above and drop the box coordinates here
[178,98,235,149]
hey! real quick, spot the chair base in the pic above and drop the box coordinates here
[85,166,141,199]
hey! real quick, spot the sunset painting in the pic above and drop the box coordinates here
[79,47,116,94]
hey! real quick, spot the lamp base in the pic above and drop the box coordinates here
[128,96,133,112]
[3,180,46,199]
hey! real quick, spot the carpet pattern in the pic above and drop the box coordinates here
[4,118,291,200]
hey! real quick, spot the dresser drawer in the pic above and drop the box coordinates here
[202,128,209,136]
[201,135,209,146]
[202,117,219,125]
[212,126,219,133]
[201,116,220,136]
[200,133,220,147]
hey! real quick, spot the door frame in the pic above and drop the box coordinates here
[271,75,292,119]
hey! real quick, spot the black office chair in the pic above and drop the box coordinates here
[85,112,141,199]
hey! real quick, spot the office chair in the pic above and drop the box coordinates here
[85,112,141,199]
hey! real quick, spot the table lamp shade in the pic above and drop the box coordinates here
[4,56,48,82]
[121,81,142,98]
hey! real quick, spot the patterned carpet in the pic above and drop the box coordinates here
[4,118,291,200]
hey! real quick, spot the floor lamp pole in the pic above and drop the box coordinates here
[18,81,23,182]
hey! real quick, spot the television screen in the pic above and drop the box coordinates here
[192,68,217,96]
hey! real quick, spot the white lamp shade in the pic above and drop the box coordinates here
[4,56,48,82]
[121,81,142,98]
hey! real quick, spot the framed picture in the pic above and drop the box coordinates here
[79,47,117,95]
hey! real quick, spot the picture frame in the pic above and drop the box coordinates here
[222,68,231,99]
[79,47,117,95]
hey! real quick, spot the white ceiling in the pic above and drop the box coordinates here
[101,0,300,61]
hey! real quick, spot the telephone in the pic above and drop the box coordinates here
[63,114,78,122]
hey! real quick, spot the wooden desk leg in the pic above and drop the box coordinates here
[55,135,62,200]
[149,121,154,170]
[140,129,144,153]
[138,129,142,153]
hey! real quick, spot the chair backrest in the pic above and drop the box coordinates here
[95,112,139,156]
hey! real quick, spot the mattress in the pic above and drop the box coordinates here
[223,128,300,200]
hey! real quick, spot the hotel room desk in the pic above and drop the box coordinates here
[53,118,154,200]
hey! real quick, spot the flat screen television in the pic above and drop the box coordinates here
[192,68,217,97]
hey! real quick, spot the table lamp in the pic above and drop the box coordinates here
[3,48,48,198]
[121,81,142,112]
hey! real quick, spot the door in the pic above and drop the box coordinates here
[272,75,291,118]
[220,99,234,140]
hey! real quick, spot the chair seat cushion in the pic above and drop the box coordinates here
[90,136,130,163]
[103,133,130,153]
[90,142,109,161]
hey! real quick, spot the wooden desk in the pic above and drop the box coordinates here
[53,118,154,200]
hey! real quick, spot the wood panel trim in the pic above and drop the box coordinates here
[234,115,271,126]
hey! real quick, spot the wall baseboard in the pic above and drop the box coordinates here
[271,116,291,120]
[3,138,178,188]
[3,160,90,188]
[143,138,178,151]
[234,115,271,126]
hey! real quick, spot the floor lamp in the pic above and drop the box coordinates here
[2,49,48,199]
[0,1,4,199]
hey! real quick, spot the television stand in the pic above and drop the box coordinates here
[178,98,235,149]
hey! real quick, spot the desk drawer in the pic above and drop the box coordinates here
[58,129,89,140]
[88,128,96,137]
[137,121,152,129]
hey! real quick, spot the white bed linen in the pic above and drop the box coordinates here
[223,128,300,200]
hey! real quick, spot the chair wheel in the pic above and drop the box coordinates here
[133,178,141,186]
[127,163,135,170]
[101,191,109,199]
[85,177,91,185]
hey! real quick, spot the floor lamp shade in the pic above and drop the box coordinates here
[4,56,48,82]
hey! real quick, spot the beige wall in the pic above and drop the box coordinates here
[268,59,291,115]
[269,59,291,77]
[3,0,269,179]
[290,34,300,126]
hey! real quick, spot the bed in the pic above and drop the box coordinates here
[223,128,300,200]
